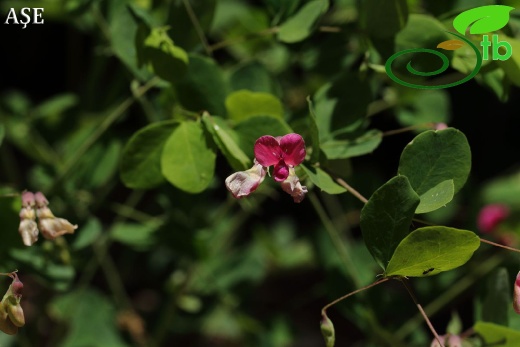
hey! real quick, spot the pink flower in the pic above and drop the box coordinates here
[514,271,520,314]
[254,133,305,182]
[18,192,38,246]
[280,167,308,203]
[430,334,462,347]
[34,192,78,240]
[478,204,509,233]
[225,160,266,198]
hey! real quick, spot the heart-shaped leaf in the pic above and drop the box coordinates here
[453,5,514,35]
[360,176,420,270]
[385,226,480,277]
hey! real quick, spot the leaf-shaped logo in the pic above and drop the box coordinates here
[437,39,465,51]
[453,5,514,35]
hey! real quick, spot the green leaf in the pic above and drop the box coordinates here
[110,222,160,250]
[396,90,451,129]
[234,115,293,159]
[474,321,520,347]
[306,96,320,163]
[321,130,382,160]
[301,165,347,194]
[277,0,329,43]
[225,90,284,121]
[385,226,480,277]
[108,0,148,80]
[398,128,471,195]
[314,73,371,141]
[201,113,251,171]
[135,25,189,84]
[497,35,520,87]
[453,5,514,35]
[72,217,102,250]
[482,268,510,326]
[175,54,228,116]
[415,179,454,214]
[49,289,128,347]
[360,176,420,269]
[120,120,178,189]
[229,61,279,94]
[161,121,216,193]
[0,124,4,148]
[359,0,408,39]
[481,170,520,208]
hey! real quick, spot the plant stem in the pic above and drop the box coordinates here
[182,0,212,56]
[334,177,368,204]
[480,238,520,253]
[308,191,363,288]
[399,278,444,347]
[321,277,389,315]
[382,123,436,137]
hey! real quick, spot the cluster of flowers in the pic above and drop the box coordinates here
[19,191,78,246]
[225,133,308,203]
[0,272,24,335]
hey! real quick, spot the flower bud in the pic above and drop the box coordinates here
[320,313,335,347]
[18,210,38,246]
[477,204,509,234]
[225,160,266,198]
[0,272,25,334]
[280,167,308,203]
[35,192,78,239]
[513,271,520,314]
[0,308,18,335]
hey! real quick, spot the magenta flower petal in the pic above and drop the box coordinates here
[279,133,305,166]
[478,204,509,233]
[254,136,283,167]
[514,271,520,314]
[273,160,289,182]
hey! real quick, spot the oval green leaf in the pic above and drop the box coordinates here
[120,120,178,189]
[201,113,251,171]
[301,165,346,194]
[175,54,228,116]
[321,130,382,160]
[277,0,329,43]
[416,179,454,214]
[225,90,284,121]
[474,321,520,347]
[398,128,471,196]
[385,226,480,277]
[360,176,420,270]
[161,121,216,193]
[453,5,514,35]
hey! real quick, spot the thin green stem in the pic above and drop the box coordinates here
[321,277,389,315]
[480,238,520,253]
[382,123,437,137]
[400,278,444,347]
[395,252,504,339]
[334,177,368,204]
[182,0,212,55]
[51,78,159,192]
[308,191,363,288]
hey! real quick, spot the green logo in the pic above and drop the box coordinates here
[385,5,515,89]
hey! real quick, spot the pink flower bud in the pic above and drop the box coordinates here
[434,123,448,130]
[19,206,38,246]
[21,191,35,208]
[225,160,266,198]
[513,271,520,314]
[320,313,335,347]
[430,334,461,347]
[478,204,509,233]
[280,167,308,203]
[34,194,78,240]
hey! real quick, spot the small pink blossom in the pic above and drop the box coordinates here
[430,334,462,347]
[280,167,308,203]
[434,123,448,130]
[478,204,509,233]
[18,192,38,246]
[34,192,78,240]
[225,160,266,199]
[514,271,520,314]
[254,133,305,182]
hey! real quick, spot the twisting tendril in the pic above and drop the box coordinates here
[385,31,482,89]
